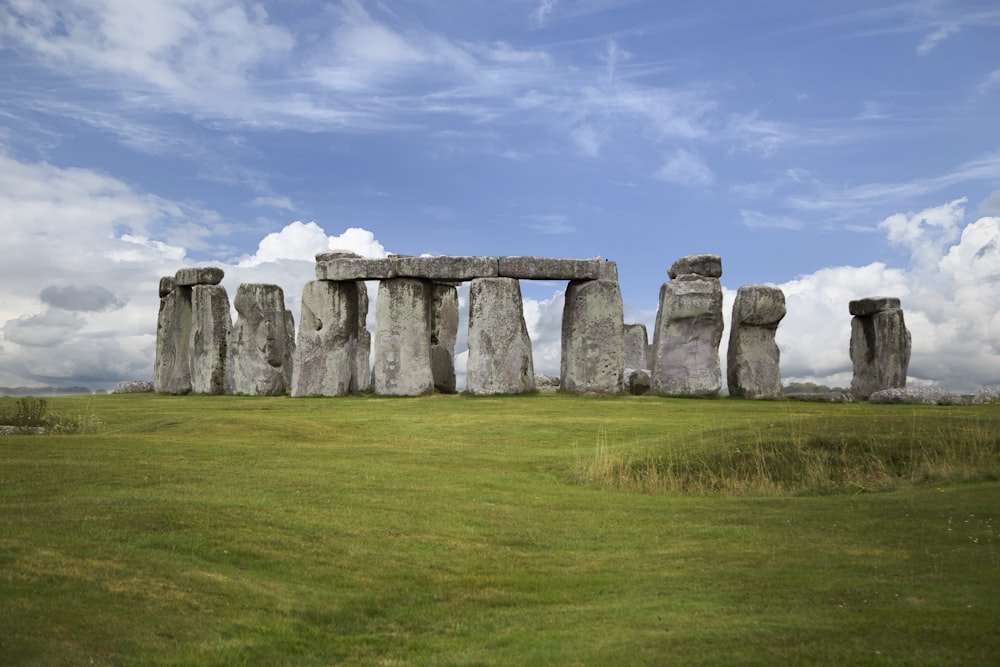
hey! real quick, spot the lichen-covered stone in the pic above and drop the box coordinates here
[497,256,601,281]
[291,280,363,397]
[112,381,154,393]
[190,284,231,394]
[650,276,723,396]
[466,278,535,394]
[849,296,901,317]
[226,283,292,396]
[668,254,722,280]
[624,323,649,370]
[174,266,224,287]
[850,300,911,400]
[430,283,459,393]
[561,279,625,394]
[154,280,193,394]
[727,285,785,399]
[371,278,435,396]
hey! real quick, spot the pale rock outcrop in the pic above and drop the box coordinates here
[190,284,231,394]
[372,278,435,396]
[466,277,535,394]
[560,277,625,394]
[226,283,293,396]
[291,280,365,397]
[726,285,785,399]
[624,323,649,371]
[431,283,459,393]
[651,255,724,396]
[849,296,911,400]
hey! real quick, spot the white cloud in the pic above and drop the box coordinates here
[979,68,1000,96]
[654,148,713,188]
[740,210,803,231]
[251,196,295,211]
[530,0,557,29]
[916,23,959,55]
[878,197,965,269]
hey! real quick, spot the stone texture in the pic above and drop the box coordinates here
[560,279,625,394]
[726,285,785,399]
[430,283,459,393]
[291,280,364,397]
[394,256,498,281]
[466,278,535,394]
[355,283,372,392]
[154,279,193,395]
[226,284,293,396]
[534,374,561,391]
[112,381,154,393]
[850,300,911,400]
[626,369,651,395]
[372,278,435,396]
[849,296,901,317]
[497,256,601,281]
[624,323,649,370]
[650,275,724,396]
[190,284,231,394]
[316,257,395,281]
[174,266,224,287]
[868,386,955,405]
[668,254,722,280]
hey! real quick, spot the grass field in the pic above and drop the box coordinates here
[1,393,998,665]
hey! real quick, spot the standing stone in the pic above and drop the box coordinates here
[651,255,724,396]
[154,276,193,395]
[467,277,535,394]
[190,284,231,394]
[355,282,372,392]
[430,283,459,393]
[226,283,292,396]
[291,280,363,397]
[372,278,435,396]
[624,323,649,371]
[849,297,911,400]
[726,285,785,399]
[561,278,625,394]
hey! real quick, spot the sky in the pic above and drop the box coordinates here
[0,0,998,393]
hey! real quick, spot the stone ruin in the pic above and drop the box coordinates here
[153,253,913,401]
[849,297,911,400]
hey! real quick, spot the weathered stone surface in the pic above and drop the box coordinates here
[154,281,193,395]
[112,381,154,393]
[315,249,362,262]
[394,256,498,281]
[626,369,651,395]
[174,266,224,287]
[650,276,724,396]
[849,300,911,400]
[624,323,649,370]
[291,280,363,397]
[727,285,785,399]
[355,283,372,392]
[668,254,722,280]
[535,374,560,391]
[159,276,175,298]
[868,386,954,405]
[316,257,395,281]
[497,256,601,281]
[561,279,625,394]
[466,278,535,394]
[372,278,435,396]
[849,296,901,317]
[226,284,293,396]
[430,283,459,393]
[190,284,231,395]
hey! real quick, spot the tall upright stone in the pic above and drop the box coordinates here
[431,283,459,393]
[190,284,231,394]
[467,277,535,394]
[355,282,372,392]
[291,280,364,397]
[624,323,649,370]
[849,297,911,400]
[726,285,785,399]
[154,276,193,394]
[561,276,625,394]
[372,278,435,396]
[651,255,724,396]
[226,283,292,396]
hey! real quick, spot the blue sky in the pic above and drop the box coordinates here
[1,0,998,392]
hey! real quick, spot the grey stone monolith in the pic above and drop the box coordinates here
[726,285,785,399]
[190,284,231,394]
[372,278,435,396]
[291,280,363,397]
[651,256,724,396]
[466,277,535,394]
[849,297,911,400]
[431,283,459,393]
[355,282,372,392]
[624,323,649,371]
[226,283,292,396]
[154,276,192,394]
[560,279,625,394]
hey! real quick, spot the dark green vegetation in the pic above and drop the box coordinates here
[2,393,998,665]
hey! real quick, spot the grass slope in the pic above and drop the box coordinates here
[1,394,998,665]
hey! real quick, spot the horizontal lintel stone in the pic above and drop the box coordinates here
[174,267,224,287]
[316,255,617,282]
[498,256,603,281]
[849,296,902,317]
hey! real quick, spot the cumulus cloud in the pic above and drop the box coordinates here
[239,222,388,267]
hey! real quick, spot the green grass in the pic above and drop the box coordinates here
[1,393,999,665]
